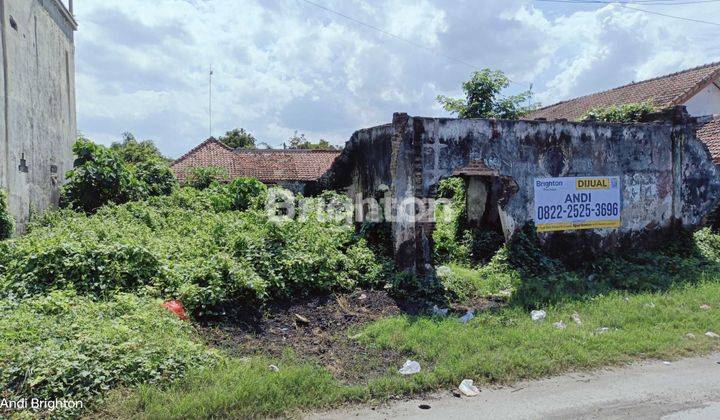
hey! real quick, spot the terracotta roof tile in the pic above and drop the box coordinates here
[529,62,720,121]
[452,160,498,177]
[697,116,720,164]
[170,138,341,183]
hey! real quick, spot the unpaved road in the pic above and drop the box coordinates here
[309,353,720,419]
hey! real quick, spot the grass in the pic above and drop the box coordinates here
[100,354,365,419]
[100,277,720,418]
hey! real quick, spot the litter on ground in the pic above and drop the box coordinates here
[531,310,547,322]
[398,360,421,375]
[459,310,475,324]
[432,305,449,317]
[458,379,481,397]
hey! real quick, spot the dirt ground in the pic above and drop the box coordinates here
[199,290,505,384]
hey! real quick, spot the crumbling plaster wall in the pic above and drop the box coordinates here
[0,0,76,233]
[324,111,720,275]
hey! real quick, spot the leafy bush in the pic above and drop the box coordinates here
[434,177,470,264]
[433,177,504,265]
[1,188,385,317]
[187,166,228,190]
[0,242,162,300]
[0,188,13,239]
[133,159,177,197]
[225,177,268,211]
[0,291,216,414]
[60,139,177,213]
[582,101,655,123]
[60,139,144,212]
[438,248,521,301]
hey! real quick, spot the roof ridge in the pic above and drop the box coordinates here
[535,60,720,113]
[171,137,225,167]
[670,65,720,106]
[233,148,341,154]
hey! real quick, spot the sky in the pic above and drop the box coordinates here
[73,0,720,158]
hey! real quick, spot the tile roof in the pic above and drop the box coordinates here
[697,116,720,164]
[452,160,498,177]
[529,62,720,121]
[170,138,341,183]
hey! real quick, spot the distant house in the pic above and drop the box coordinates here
[170,138,341,194]
[529,62,720,162]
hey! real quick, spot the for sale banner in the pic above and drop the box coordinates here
[533,176,621,233]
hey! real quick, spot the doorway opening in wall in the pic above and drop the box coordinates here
[433,162,506,268]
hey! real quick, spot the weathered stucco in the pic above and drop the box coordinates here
[323,110,720,275]
[0,0,76,233]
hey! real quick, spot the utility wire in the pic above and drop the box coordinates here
[535,0,720,25]
[298,0,528,87]
[622,3,720,25]
[537,0,720,4]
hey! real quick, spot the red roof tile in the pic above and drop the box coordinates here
[697,116,720,164]
[170,138,341,183]
[529,62,720,121]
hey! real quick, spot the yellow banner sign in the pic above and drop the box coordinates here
[576,178,611,190]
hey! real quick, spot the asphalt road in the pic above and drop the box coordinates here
[309,353,720,419]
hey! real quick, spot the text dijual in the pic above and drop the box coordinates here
[0,398,84,411]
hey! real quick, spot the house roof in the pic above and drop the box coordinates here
[170,138,341,183]
[529,62,720,121]
[697,116,720,163]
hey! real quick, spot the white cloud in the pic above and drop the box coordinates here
[74,0,720,157]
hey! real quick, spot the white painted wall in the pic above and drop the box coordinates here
[684,81,720,117]
[0,0,76,232]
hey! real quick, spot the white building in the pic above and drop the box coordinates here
[0,0,77,232]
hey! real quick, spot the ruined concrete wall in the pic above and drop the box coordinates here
[324,112,720,274]
[322,123,395,199]
[0,0,76,232]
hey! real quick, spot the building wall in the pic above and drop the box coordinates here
[684,82,720,117]
[0,0,76,232]
[324,113,720,275]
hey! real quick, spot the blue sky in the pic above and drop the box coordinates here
[73,0,720,157]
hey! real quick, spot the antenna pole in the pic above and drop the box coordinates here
[209,65,213,138]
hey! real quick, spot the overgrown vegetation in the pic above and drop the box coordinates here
[103,279,720,418]
[7,136,720,418]
[1,185,386,318]
[0,188,13,239]
[433,177,504,266]
[60,138,176,212]
[582,101,655,123]
[186,166,228,189]
[0,291,216,415]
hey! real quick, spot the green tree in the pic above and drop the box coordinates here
[110,133,177,196]
[218,128,256,149]
[437,69,539,119]
[0,188,14,239]
[110,132,170,164]
[288,131,338,150]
